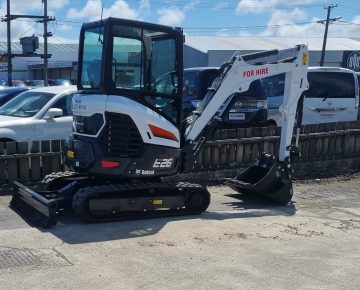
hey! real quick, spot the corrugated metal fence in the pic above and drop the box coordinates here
[1,121,360,186]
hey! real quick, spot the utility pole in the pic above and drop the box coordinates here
[318,4,341,66]
[37,0,55,86]
[6,0,12,86]
[43,0,49,86]
[2,0,54,86]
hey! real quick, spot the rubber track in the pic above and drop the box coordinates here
[72,181,211,222]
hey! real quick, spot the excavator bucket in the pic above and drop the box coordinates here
[10,181,59,228]
[222,153,293,205]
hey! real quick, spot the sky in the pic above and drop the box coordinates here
[0,0,359,44]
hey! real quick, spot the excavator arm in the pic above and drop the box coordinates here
[182,45,308,204]
[184,45,309,164]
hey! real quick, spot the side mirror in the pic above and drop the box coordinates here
[44,108,63,120]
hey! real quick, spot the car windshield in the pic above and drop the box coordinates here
[0,91,55,117]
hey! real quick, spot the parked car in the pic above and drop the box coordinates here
[182,67,219,117]
[48,79,72,86]
[0,87,32,107]
[183,67,267,127]
[265,67,359,126]
[23,80,45,87]
[0,85,77,142]
[0,79,26,88]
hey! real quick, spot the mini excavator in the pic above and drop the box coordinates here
[11,18,309,228]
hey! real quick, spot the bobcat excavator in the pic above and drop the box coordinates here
[10,17,309,228]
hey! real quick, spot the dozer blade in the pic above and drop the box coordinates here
[222,154,293,205]
[10,181,58,228]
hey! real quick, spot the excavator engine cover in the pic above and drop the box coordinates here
[222,153,293,205]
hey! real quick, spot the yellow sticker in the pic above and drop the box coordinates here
[302,53,308,66]
[66,150,75,158]
[153,199,163,205]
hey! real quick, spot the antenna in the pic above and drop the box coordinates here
[101,2,104,21]
[97,2,104,45]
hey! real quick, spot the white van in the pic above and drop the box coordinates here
[265,67,359,126]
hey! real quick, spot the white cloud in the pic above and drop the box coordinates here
[260,8,318,37]
[3,0,68,13]
[157,7,185,26]
[5,0,42,13]
[269,7,308,24]
[156,0,199,26]
[58,24,72,31]
[138,0,151,20]
[0,0,69,42]
[212,2,229,11]
[259,8,360,38]
[67,0,138,21]
[236,0,315,14]
[184,0,200,12]
[48,0,69,10]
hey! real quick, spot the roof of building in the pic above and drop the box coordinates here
[0,42,78,54]
[185,36,360,52]
[1,36,360,56]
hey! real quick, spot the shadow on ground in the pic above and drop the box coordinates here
[222,192,296,216]
[4,183,296,244]
[43,190,296,244]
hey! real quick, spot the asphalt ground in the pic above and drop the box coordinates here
[0,175,359,290]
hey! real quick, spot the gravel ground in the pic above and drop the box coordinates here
[0,174,359,290]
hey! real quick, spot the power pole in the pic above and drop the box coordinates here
[37,0,55,86]
[41,0,51,86]
[6,0,12,87]
[1,0,54,86]
[318,4,341,66]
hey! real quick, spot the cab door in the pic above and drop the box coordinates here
[302,71,358,125]
[34,93,74,140]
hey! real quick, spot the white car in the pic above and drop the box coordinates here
[0,85,77,142]
[266,67,359,126]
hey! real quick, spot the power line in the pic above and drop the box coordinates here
[336,20,360,26]
[6,2,360,40]
[339,4,360,14]
[11,16,360,34]
[126,0,326,9]
[183,21,317,31]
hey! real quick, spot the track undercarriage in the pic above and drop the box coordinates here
[10,172,211,228]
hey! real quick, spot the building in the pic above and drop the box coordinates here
[0,42,78,82]
[1,36,360,82]
[184,36,360,70]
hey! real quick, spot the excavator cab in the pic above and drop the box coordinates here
[78,18,184,128]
